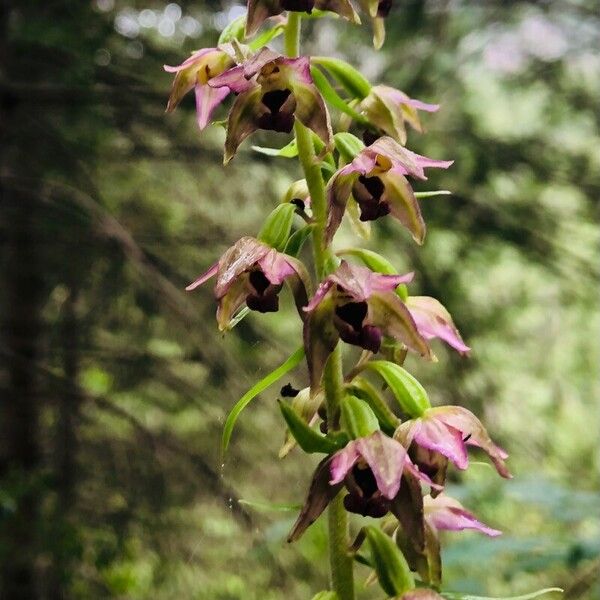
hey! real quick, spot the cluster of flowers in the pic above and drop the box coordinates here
[166,3,510,598]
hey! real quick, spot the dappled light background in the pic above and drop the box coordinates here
[0,0,598,598]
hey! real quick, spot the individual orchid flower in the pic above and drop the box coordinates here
[303,260,432,389]
[288,431,438,540]
[424,493,502,537]
[406,296,470,355]
[164,46,236,130]
[326,136,453,244]
[209,49,333,163]
[397,405,511,479]
[246,0,360,37]
[186,236,309,330]
[360,85,440,145]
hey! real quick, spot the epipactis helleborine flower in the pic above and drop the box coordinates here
[164,45,236,130]
[186,236,309,330]
[397,405,511,478]
[209,48,333,163]
[303,260,432,389]
[246,0,360,37]
[326,136,453,244]
[424,493,502,537]
[360,85,440,145]
[287,431,438,540]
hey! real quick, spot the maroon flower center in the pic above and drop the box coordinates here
[258,89,296,133]
[334,301,382,353]
[377,0,393,18]
[246,270,281,313]
[281,0,315,12]
[352,175,391,222]
[343,465,389,518]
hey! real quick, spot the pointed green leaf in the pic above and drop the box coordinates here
[311,56,372,99]
[364,525,415,596]
[279,400,341,454]
[311,67,369,124]
[442,589,563,600]
[334,132,365,164]
[365,361,430,417]
[221,346,305,456]
[248,23,286,51]
[340,395,380,439]
[284,224,314,258]
[348,377,400,434]
[218,15,246,44]
[258,203,296,251]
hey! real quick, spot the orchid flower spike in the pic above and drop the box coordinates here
[164,45,237,130]
[246,0,360,37]
[360,85,440,145]
[288,431,438,541]
[397,405,512,479]
[209,49,333,163]
[303,260,432,389]
[326,136,453,244]
[186,236,309,330]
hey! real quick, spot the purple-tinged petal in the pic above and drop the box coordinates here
[329,440,361,485]
[163,48,214,73]
[402,456,443,491]
[194,84,230,130]
[288,457,343,542]
[243,47,283,79]
[223,85,265,163]
[304,280,335,312]
[380,170,426,244]
[369,291,434,360]
[209,65,254,94]
[401,590,445,600]
[410,417,469,470]
[406,296,470,355]
[430,406,511,478]
[186,262,219,291]
[257,249,297,285]
[315,0,361,23]
[390,472,425,552]
[424,494,502,537]
[354,431,408,499]
[213,236,270,298]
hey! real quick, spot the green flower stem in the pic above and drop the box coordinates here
[285,14,355,600]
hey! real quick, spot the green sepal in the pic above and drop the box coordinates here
[336,247,408,299]
[311,67,369,124]
[248,23,286,51]
[334,132,365,164]
[363,525,415,596]
[365,361,430,417]
[252,139,298,158]
[340,395,380,439]
[311,56,372,99]
[221,346,305,457]
[218,15,246,44]
[284,225,314,258]
[278,400,342,454]
[441,589,563,600]
[258,203,296,251]
[347,377,400,434]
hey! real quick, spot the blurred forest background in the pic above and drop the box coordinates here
[1,0,599,598]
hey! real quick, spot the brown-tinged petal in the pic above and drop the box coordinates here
[390,472,425,552]
[424,494,502,536]
[246,0,284,37]
[224,85,266,163]
[316,0,361,23]
[288,457,343,542]
[195,84,230,130]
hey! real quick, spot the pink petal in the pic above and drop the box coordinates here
[403,455,443,491]
[257,249,296,285]
[186,262,218,291]
[407,296,470,355]
[280,56,313,85]
[164,48,214,73]
[242,47,282,79]
[194,84,230,130]
[304,280,335,312]
[329,441,360,485]
[431,406,511,478]
[424,494,502,537]
[208,65,253,94]
[413,417,469,470]
[355,431,408,500]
